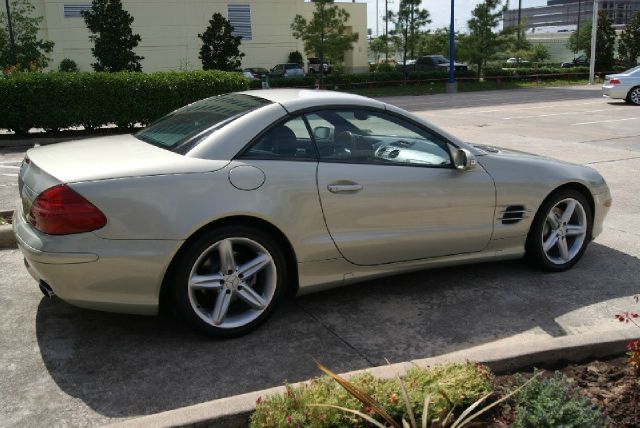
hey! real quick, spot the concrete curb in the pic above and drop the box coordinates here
[0,210,15,249]
[107,328,637,428]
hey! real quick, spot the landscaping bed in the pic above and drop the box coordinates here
[0,213,12,226]
[250,356,637,427]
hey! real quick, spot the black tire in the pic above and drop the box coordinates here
[172,225,288,338]
[525,189,593,272]
[626,86,640,105]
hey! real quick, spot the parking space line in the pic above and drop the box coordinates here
[0,173,18,177]
[454,100,605,115]
[571,117,640,126]
[503,109,606,120]
[0,166,19,169]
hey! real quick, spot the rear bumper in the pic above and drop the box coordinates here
[602,84,629,100]
[13,204,182,315]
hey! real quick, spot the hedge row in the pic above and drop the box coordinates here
[0,71,249,133]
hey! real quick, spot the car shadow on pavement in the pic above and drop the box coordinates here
[35,241,639,419]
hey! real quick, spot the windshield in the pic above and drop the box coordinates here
[136,94,271,152]
[433,56,448,64]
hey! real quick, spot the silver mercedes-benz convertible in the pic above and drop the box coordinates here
[14,89,611,337]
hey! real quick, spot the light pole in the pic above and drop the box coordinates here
[575,0,582,59]
[4,0,17,65]
[447,0,456,93]
[517,0,522,43]
[588,0,598,84]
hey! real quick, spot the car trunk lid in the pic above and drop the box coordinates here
[24,134,229,184]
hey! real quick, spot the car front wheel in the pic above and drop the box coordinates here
[172,226,288,337]
[526,190,593,271]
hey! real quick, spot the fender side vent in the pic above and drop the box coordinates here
[499,205,528,225]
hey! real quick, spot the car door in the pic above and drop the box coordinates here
[307,108,496,266]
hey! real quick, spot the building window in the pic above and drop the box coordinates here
[227,4,252,40]
[63,3,91,18]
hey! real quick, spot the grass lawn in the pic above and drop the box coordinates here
[341,77,601,98]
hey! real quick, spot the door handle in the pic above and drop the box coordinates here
[327,183,363,193]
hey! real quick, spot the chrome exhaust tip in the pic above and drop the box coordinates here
[39,280,55,298]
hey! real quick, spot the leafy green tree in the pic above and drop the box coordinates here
[82,0,143,72]
[567,20,591,55]
[369,36,391,64]
[0,0,54,72]
[459,0,508,77]
[291,0,359,83]
[528,44,550,62]
[388,0,431,67]
[417,27,453,57]
[58,58,79,72]
[566,12,616,71]
[198,13,244,71]
[596,11,616,71]
[618,11,640,67]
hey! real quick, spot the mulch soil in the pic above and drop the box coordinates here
[476,357,639,427]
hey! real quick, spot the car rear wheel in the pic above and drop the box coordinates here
[172,226,288,337]
[526,190,592,271]
[627,86,640,105]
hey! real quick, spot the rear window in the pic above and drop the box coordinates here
[135,94,271,153]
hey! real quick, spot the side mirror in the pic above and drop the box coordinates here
[453,148,477,171]
[314,126,331,140]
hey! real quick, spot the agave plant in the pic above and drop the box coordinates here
[310,361,543,428]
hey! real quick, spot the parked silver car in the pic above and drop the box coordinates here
[14,90,611,337]
[602,65,640,105]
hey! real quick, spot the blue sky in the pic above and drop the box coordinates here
[352,0,549,36]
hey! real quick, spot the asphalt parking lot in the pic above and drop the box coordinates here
[1,85,639,427]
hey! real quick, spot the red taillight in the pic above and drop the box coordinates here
[29,184,107,235]
[609,78,621,85]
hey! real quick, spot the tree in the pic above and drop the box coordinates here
[369,36,389,64]
[198,13,244,71]
[291,0,359,84]
[288,50,303,66]
[459,0,508,77]
[417,27,452,57]
[0,0,54,72]
[595,10,616,71]
[388,0,431,68]
[528,44,550,62]
[566,12,616,71]
[567,20,591,55]
[82,0,143,72]
[618,11,640,67]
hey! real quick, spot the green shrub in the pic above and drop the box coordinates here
[288,51,304,66]
[0,70,248,133]
[58,58,79,72]
[513,372,606,428]
[249,362,493,428]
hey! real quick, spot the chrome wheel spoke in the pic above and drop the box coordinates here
[211,290,232,325]
[237,283,267,309]
[543,232,559,252]
[190,273,224,290]
[559,200,576,224]
[566,224,586,236]
[218,239,236,273]
[547,212,560,229]
[237,253,270,280]
[557,236,570,261]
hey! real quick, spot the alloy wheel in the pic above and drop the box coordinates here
[187,237,277,329]
[541,198,587,265]
[630,87,640,105]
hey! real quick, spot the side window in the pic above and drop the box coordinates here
[305,109,452,167]
[241,116,316,160]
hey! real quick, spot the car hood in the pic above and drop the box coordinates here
[474,144,608,191]
[26,134,228,184]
